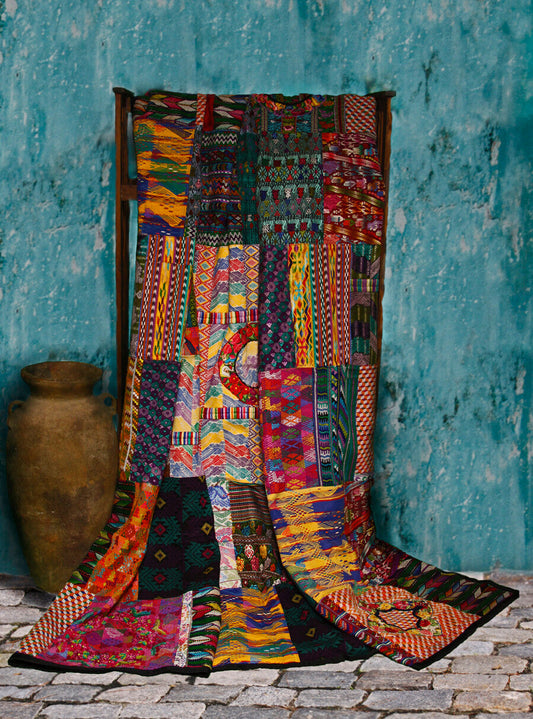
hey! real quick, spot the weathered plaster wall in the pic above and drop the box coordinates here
[0,0,531,574]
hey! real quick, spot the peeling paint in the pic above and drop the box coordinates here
[5,0,18,18]
[394,208,406,234]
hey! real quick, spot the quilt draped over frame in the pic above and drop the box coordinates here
[10,91,518,675]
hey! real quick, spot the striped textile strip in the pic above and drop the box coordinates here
[338,366,358,484]
[288,243,315,367]
[313,368,332,486]
[136,234,193,361]
[352,279,380,293]
[200,407,258,420]
[338,247,352,364]
[307,244,352,367]
[172,431,200,446]
[197,309,258,325]
[136,235,160,358]
[157,250,192,360]
[310,246,330,367]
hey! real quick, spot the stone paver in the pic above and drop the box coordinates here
[475,627,533,643]
[195,668,279,686]
[359,653,411,671]
[363,689,454,711]
[291,712,379,719]
[11,626,33,639]
[433,673,508,690]
[485,614,519,628]
[509,674,533,690]
[448,640,494,656]
[0,667,57,686]
[203,709,289,719]
[0,703,43,718]
[385,715,468,719]
[39,705,120,719]
[0,575,37,591]
[451,655,528,673]
[498,643,533,658]
[420,658,451,673]
[510,607,533,619]
[51,670,121,685]
[0,590,25,606]
[117,672,189,685]
[21,591,54,610]
[0,608,42,624]
[0,686,37,700]
[279,669,354,688]
[356,669,432,690]
[512,595,533,608]
[290,659,362,672]
[1,639,20,654]
[231,686,297,707]
[295,689,366,708]
[453,690,532,713]
[95,685,170,703]
[33,684,100,702]
[163,684,242,703]
[119,704,206,719]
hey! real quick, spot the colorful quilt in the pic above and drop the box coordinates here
[10,92,517,675]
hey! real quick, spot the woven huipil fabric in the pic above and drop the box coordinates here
[11,92,517,675]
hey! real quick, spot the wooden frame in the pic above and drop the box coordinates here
[112,88,395,419]
[113,87,135,419]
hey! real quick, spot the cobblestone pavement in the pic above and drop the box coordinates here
[0,572,531,718]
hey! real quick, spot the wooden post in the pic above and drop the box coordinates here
[113,87,136,422]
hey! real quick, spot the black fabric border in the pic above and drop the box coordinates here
[8,651,209,677]
[8,647,374,675]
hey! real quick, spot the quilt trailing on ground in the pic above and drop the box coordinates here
[11,91,517,675]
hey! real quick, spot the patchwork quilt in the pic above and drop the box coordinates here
[10,92,517,674]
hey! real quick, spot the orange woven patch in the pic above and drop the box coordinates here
[85,482,158,601]
[330,584,478,661]
[19,582,93,656]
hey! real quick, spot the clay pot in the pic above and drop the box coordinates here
[6,361,118,593]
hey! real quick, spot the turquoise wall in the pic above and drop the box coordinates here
[1,0,531,574]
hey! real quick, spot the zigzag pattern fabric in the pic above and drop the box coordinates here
[11,92,517,676]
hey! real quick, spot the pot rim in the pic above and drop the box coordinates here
[21,361,103,388]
